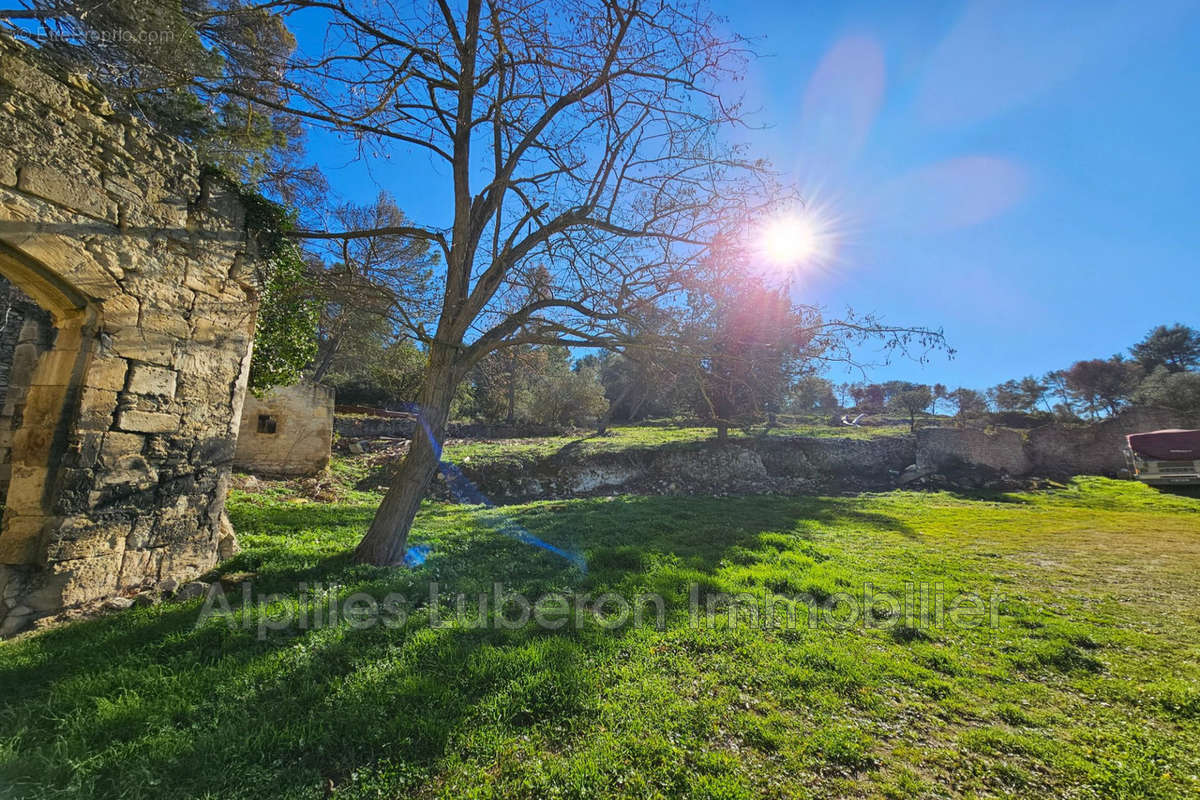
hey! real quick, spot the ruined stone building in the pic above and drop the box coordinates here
[234,382,334,476]
[0,38,260,635]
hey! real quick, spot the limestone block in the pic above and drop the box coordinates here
[97,293,141,329]
[100,432,145,466]
[0,51,71,112]
[84,356,128,392]
[72,431,104,470]
[28,347,83,387]
[53,550,125,606]
[101,173,143,204]
[116,409,180,434]
[138,310,193,340]
[0,514,48,563]
[0,151,16,187]
[127,364,177,397]
[17,165,117,223]
[217,512,239,560]
[108,328,176,365]
[118,547,164,588]
[45,517,131,562]
[96,453,158,489]
[76,386,118,431]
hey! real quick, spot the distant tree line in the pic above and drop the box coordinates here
[800,324,1200,429]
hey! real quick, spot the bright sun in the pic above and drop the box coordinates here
[762,213,822,266]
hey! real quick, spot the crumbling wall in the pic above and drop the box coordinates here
[916,427,1031,477]
[0,37,257,635]
[235,383,334,476]
[1025,407,1194,477]
[909,408,1199,486]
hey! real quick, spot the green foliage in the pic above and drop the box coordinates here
[201,166,319,394]
[1130,323,1200,373]
[22,0,319,204]
[466,346,607,427]
[786,375,838,413]
[949,386,988,420]
[887,384,933,431]
[1134,367,1200,416]
[248,245,319,393]
[680,261,816,435]
[324,336,426,407]
[1064,356,1143,418]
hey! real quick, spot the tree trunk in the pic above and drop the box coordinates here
[354,348,457,565]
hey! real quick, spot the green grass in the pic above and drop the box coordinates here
[1,478,1198,798]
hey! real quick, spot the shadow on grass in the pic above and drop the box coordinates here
[0,494,918,799]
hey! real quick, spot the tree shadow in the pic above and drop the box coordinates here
[0,493,922,797]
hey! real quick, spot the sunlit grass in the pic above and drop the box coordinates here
[1,478,1196,798]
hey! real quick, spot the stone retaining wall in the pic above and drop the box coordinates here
[418,410,1194,503]
[915,408,1196,482]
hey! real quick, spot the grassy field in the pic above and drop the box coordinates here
[1,478,1198,798]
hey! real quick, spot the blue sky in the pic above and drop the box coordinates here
[299,0,1200,391]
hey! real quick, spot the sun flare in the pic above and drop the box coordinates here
[762,213,822,266]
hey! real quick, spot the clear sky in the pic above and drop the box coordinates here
[299,0,1200,391]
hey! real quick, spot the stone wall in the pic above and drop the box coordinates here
[1025,407,1195,477]
[912,407,1199,485]
[916,427,1031,477]
[235,383,334,476]
[401,435,920,502]
[0,37,258,635]
[411,412,1196,503]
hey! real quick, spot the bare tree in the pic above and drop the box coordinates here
[164,0,941,564]
[239,0,767,563]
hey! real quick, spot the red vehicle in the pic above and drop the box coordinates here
[1125,429,1200,486]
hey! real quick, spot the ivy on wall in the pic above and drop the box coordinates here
[200,165,319,395]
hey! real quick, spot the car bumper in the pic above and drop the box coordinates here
[1136,474,1200,486]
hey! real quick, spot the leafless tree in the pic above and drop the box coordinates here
[194,0,939,564]
[239,0,771,564]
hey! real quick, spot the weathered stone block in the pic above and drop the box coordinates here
[76,386,118,431]
[17,165,117,223]
[0,152,16,187]
[127,364,177,397]
[115,409,179,434]
[108,328,176,366]
[45,517,131,561]
[0,514,47,563]
[84,356,128,392]
[53,550,124,607]
[100,432,145,464]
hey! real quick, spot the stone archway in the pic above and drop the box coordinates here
[0,37,260,634]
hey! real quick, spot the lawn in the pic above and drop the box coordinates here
[1,478,1198,798]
